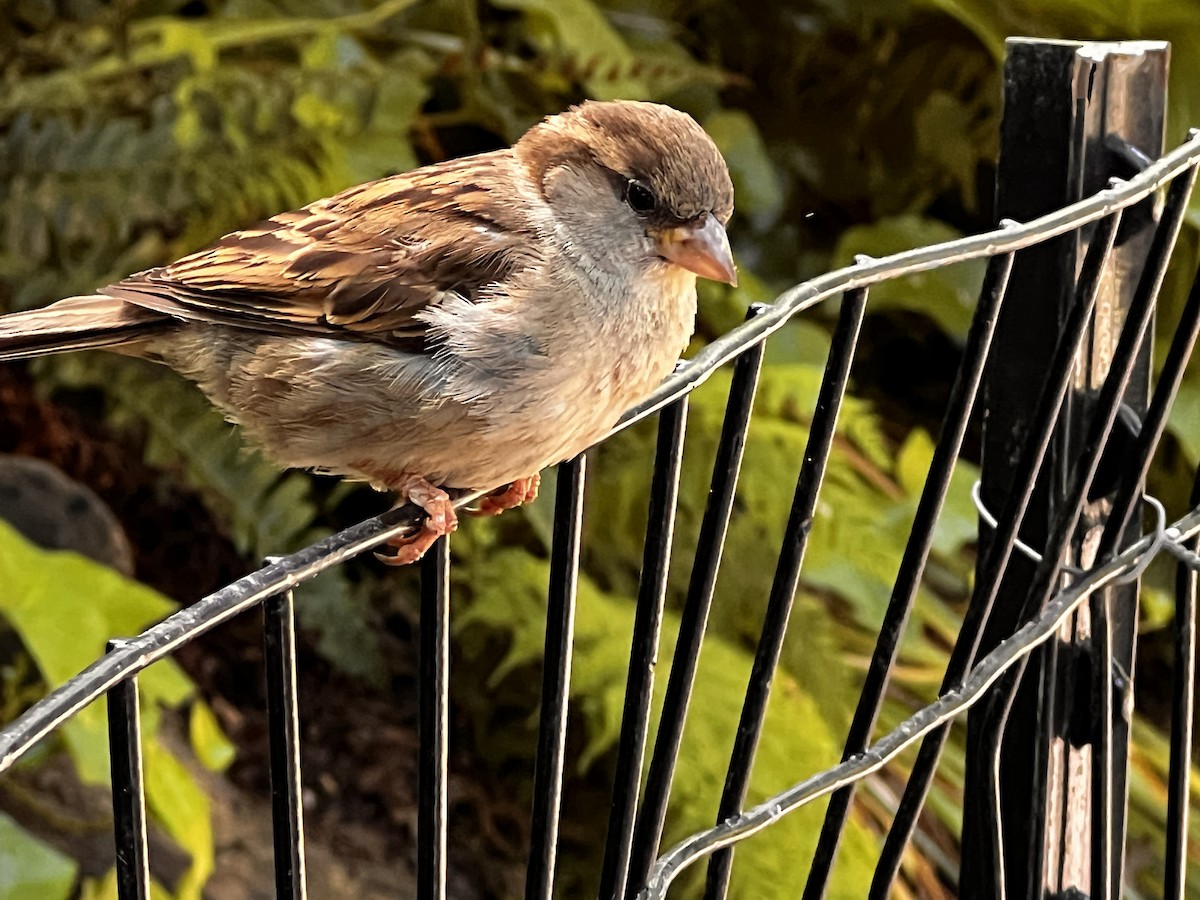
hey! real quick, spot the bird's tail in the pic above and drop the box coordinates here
[0,295,171,362]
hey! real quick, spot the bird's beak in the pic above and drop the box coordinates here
[655,215,738,286]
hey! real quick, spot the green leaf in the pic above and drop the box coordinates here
[912,0,1200,211]
[914,90,979,210]
[189,702,236,773]
[0,814,76,900]
[490,0,649,100]
[762,318,835,370]
[894,427,980,556]
[0,519,192,784]
[0,522,218,895]
[371,62,433,134]
[832,215,985,338]
[154,21,219,73]
[144,742,213,900]
[695,268,775,345]
[704,110,784,226]
[292,93,349,131]
[343,60,432,183]
[79,869,172,900]
[292,572,388,685]
[79,870,119,900]
[895,427,936,495]
[1169,372,1200,464]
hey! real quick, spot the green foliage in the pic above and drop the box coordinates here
[912,0,1200,145]
[456,548,878,898]
[494,0,650,100]
[1126,717,1200,895]
[144,742,213,900]
[587,359,977,704]
[0,520,227,900]
[188,702,236,773]
[833,216,986,338]
[32,352,387,683]
[0,812,76,900]
[704,110,786,229]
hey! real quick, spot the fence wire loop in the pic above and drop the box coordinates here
[1147,494,1200,571]
[1116,493,1172,585]
[971,483,1200,587]
[969,480,1087,576]
[636,505,1200,899]
[969,482,1200,588]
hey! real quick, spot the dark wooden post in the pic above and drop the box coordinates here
[964,39,1167,897]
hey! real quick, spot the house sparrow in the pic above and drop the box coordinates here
[0,100,736,564]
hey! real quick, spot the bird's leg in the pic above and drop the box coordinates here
[376,474,459,566]
[469,473,541,517]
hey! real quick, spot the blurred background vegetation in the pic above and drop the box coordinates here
[1,1,1199,898]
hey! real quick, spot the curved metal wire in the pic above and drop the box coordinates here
[2,126,1198,779]
[0,127,1199,900]
[635,507,1200,899]
[613,127,1200,432]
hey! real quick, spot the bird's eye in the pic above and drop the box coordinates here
[624,180,657,214]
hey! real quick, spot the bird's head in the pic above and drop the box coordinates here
[517,100,737,287]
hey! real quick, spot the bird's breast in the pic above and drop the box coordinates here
[462,267,697,462]
[151,267,699,492]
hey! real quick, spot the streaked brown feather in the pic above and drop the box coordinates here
[0,98,736,549]
[0,295,170,360]
[100,148,539,345]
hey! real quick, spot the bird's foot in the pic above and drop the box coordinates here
[469,474,541,517]
[375,475,458,566]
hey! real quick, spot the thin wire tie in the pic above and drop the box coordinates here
[1113,493,1170,585]
[971,482,1200,584]
[1143,494,1200,573]
[970,480,1086,577]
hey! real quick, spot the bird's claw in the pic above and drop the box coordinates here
[468,474,541,517]
[376,478,458,566]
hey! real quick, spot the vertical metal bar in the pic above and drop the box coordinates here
[264,591,308,900]
[1082,245,1200,898]
[625,305,768,897]
[969,42,1108,897]
[973,47,1114,895]
[914,159,1186,900]
[952,39,1168,900]
[704,287,868,900]
[526,456,585,900]
[419,537,450,900]
[1165,467,1200,900]
[599,398,689,900]
[870,196,1130,896]
[962,160,1193,900]
[804,249,1015,899]
[107,640,150,900]
[1082,48,1169,900]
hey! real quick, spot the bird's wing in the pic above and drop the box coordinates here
[101,150,540,345]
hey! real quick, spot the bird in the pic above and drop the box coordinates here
[0,100,736,564]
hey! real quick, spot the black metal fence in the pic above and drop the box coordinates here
[3,36,1200,900]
